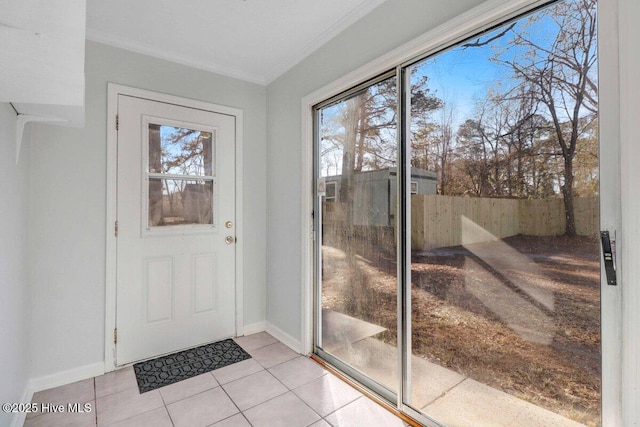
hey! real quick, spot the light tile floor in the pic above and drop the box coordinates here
[24,332,408,427]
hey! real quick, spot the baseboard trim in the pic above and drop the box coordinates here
[10,384,34,427]
[28,362,105,394]
[9,362,104,427]
[265,322,302,354]
[242,321,267,336]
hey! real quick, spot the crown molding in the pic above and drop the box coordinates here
[85,28,267,85]
[263,0,387,85]
[86,0,386,87]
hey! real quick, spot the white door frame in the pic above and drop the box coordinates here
[105,83,244,372]
[301,0,623,424]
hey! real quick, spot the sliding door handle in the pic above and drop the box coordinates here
[600,231,617,286]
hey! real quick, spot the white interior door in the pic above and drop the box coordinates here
[116,94,236,365]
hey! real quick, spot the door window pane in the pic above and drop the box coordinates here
[149,124,213,176]
[147,122,215,229]
[149,179,213,226]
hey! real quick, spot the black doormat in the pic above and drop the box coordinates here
[133,339,251,393]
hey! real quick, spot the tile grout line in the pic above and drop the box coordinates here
[157,389,175,427]
[95,371,138,399]
[164,405,176,427]
[300,356,371,419]
[213,361,265,387]
[93,377,98,427]
[101,406,163,427]
[239,412,254,427]
[219,382,243,416]
[210,386,253,427]
[163,383,223,407]
[290,389,326,422]
[247,341,290,368]
[224,370,290,412]
[237,338,279,352]
[310,355,419,425]
[98,335,290,427]
[150,359,269,420]
[127,377,241,427]
[252,349,300,370]
[232,335,279,353]
[96,377,164,427]
[322,396,364,420]
[272,356,374,422]
[216,355,322,420]
[240,390,321,426]
[248,361,326,423]
[286,371,334,422]
[30,334,271,427]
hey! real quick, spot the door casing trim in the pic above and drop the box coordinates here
[105,83,244,371]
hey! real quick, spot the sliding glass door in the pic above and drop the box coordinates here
[314,72,399,400]
[403,1,600,425]
[314,1,602,426]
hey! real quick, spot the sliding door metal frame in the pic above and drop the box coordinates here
[396,64,409,411]
[313,69,397,111]
[310,1,609,426]
[312,69,399,406]
[311,65,445,427]
[312,106,322,353]
[397,59,447,427]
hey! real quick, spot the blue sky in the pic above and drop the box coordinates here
[157,126,210,176]
[318,0,594,176]
[410,6,563,129]
[412,47,504,128]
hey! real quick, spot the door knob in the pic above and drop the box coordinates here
[225,236,235,244]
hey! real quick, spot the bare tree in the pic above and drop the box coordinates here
[322,73,441,186]
[434,100,456,195]
[497,0,598,235]
[339,95,362,202]
[456,118,492,196]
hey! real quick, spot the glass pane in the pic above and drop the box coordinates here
[149,124,213,176]
[149,179,213,226]
[317,76,398,393]
[407,1,600,426]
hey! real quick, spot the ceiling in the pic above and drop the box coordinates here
[86,0,387,85]
[1,0,85,105]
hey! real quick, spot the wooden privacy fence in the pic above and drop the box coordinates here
[411,195,599,251]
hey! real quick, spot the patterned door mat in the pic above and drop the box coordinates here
[133,338,251,393]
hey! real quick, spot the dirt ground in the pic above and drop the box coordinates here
[321,234,601,426]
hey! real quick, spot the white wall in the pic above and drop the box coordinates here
[27,41,267,378]
[265,0,486,342]
[0,104,30,426]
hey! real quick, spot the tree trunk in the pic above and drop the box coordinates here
[340,97,360,203]
[355,101,366,172]
[203,132,213,176]
[562,156,577,236]
[149,124,163,225]
[340,96,364,314]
